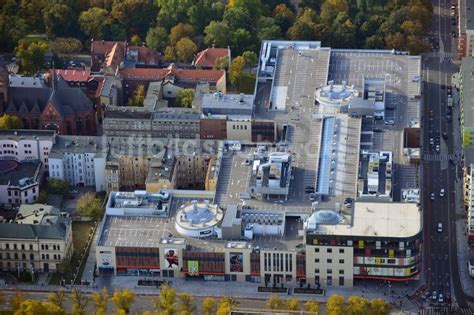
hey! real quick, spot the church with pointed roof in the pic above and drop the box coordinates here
[0,67,97,136]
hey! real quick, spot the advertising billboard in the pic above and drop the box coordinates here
[229,252,243,272]
[164,248,179,269]
[187,260,199,274]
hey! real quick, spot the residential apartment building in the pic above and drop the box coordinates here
[460,57,474,146]
[48,136,106,192]
[152,109,201,139]
[0,161,41,206]
[0,204,73,273]
[103,106,152,137]
[119,64,226,104]
[0,129,55,172]
[192,47,231,69]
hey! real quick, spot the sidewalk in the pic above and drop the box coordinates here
[91,275,426,312]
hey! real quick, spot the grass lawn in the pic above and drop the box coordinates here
[50,221,95,285]
[239,74,256,94]
[72,221,95,257]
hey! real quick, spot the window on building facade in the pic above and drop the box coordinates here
[339,277,344,286]
[339,249,344,253]
[327,259,332,263]
[327,248,332,253]
[339,259,344,264]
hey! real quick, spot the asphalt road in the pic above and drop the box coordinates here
[423,0,472,309]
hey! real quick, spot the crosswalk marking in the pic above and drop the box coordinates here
[423,154,455,161]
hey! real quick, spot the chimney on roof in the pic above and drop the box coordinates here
[239,93,244,103]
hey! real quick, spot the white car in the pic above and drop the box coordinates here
[437,223,443,233]
[440,189,445,197]
[430,193,435,200]
[385,119,395,125]
[438,293,444,303]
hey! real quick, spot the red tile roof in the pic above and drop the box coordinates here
[91,40,126,56]
[94,77,106,98]
[49,69,91,82]
[193,47,229,68]
[129,45,161,64]
[121,64,225,82]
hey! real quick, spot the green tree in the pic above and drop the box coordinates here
[187,0,223,33]
[242,51,257,67]
[91,288,109,315]
[50,37,82,62]
[327,294,346,315]
[204,21,231,48]
[170,23,195,46]
[287,8,319,40]
[272,4,294,32]
[286,298,300,311]
[47,290,66,313]
[152,283,177,314]
[47,179,69,196]
[175,37,197,62]
[146,26,168,52]
[202,297,216,315]
[347,296,370,315]
[128,85,146,107]
[364,35,384,48]
[10,289,25,312]
[110,0,157,38]
[177,293,195,315]
[164,46,176,62]
[111,289,135,314]
[43,3,76,37]
[304,299,320,314]
[37,190,48,204]
[229,56,245,87]
[223,6,253,31]
[231,28,255,55]
[69,289,88,315]
[176,89,195,108]
[154,0,193,30]
[15,300,64,315]
[256,16,281,42]
[369,298,391,315]
[214,56,229,70]
[266,295,285,310]
[15,40,48,75]
[130,34,142,46]
[20,0,48,33]
[79,7,108,40]
[77,192,103,220]
[216,296,237,315]
[0,114,23,129]
[58,257,73,275]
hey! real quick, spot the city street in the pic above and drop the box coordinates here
[422,0,473,310]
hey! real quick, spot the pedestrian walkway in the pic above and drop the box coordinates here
[81,222,101,284]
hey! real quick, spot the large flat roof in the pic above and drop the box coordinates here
[313,202,421,238]
[0,130,55,142]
